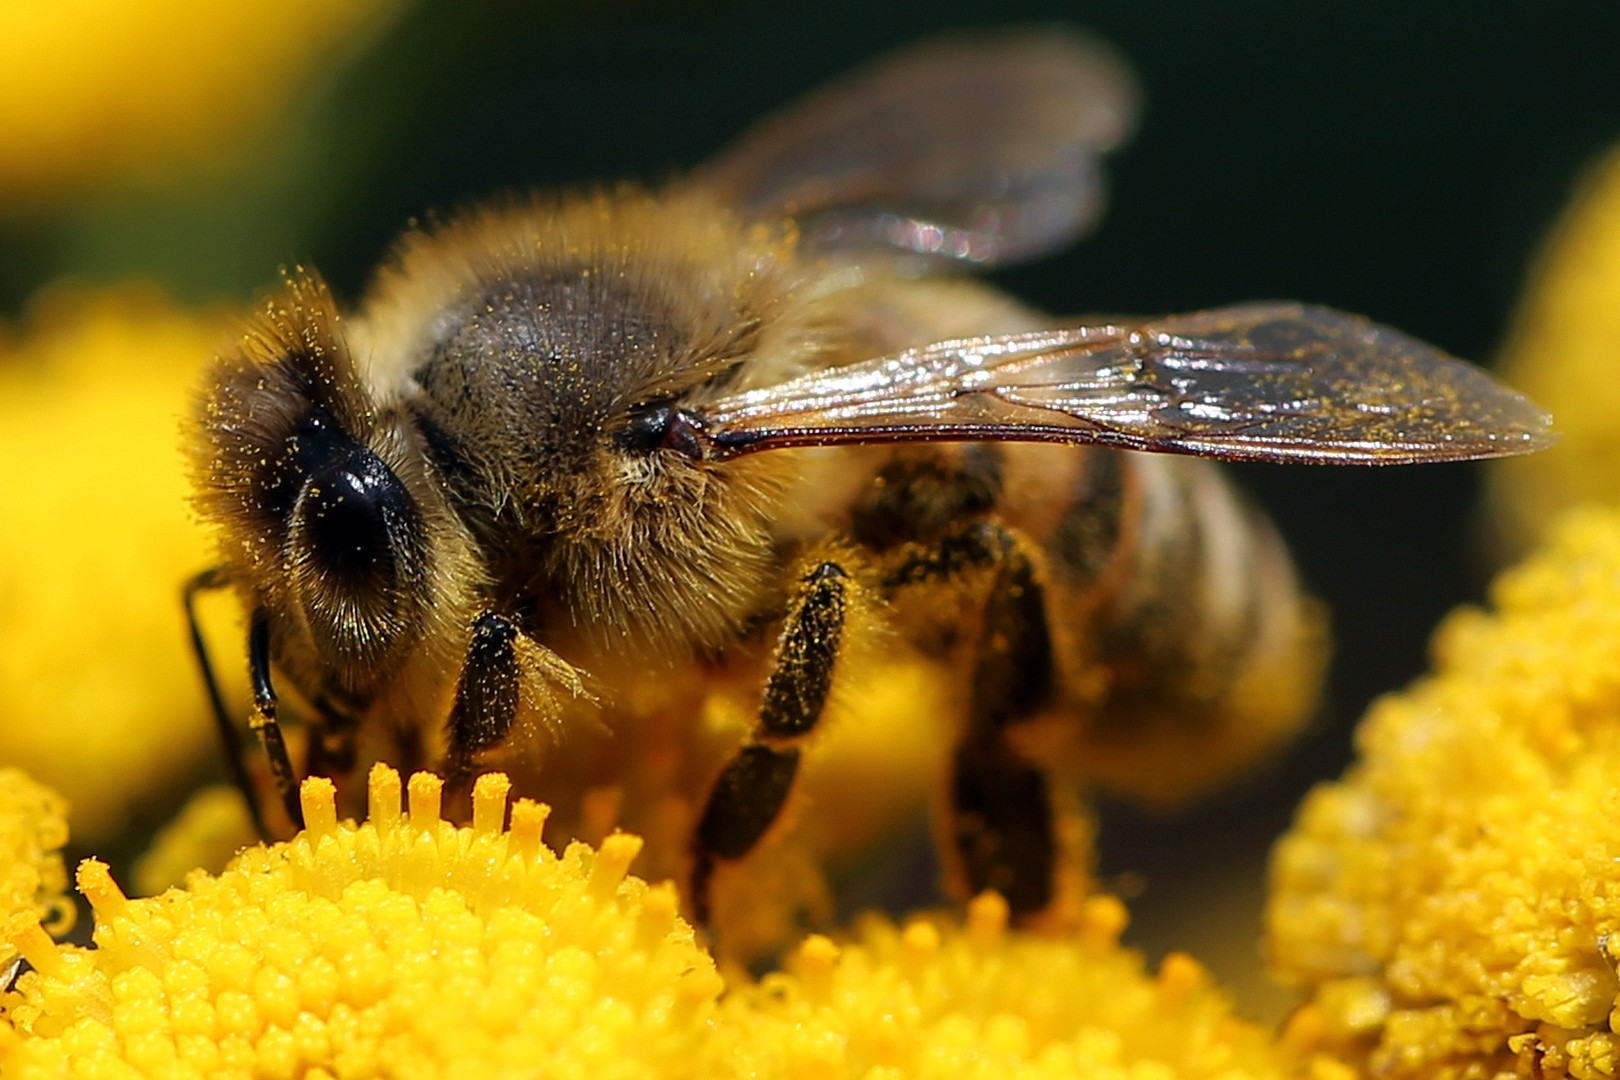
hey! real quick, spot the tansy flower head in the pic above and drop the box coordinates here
[0,769,73,976]
[1267,506,1620,1079]
[0,766,723,1079]
[1,761,1325,1079]
[717,892,1295,1080]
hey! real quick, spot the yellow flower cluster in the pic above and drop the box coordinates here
[0,285,237,843]
[1267,506,1620,1079]
[1492,146,1620,550]
[0,0,402,199]
[0,765,1297,1080]
[1,767,725,1079]
[0,769,72,977]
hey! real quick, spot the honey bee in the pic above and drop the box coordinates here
[185,29,1550,937]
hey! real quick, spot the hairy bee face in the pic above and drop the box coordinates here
[191,278,449,693]
[186,28,1550,949]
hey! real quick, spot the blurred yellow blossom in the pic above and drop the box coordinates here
[1493,144,1620,546]
[0,0,404,199]
[0,766,725,1079]
[0,284,237,842]
[1267,505,1620,1079]
[0,769,73,976]
[131,784,257,897]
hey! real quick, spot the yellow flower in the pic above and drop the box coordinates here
[0,284,237,843]
[0,769,73,976]
[718,892,1297,1080]
[1266,506,1620,1079]
[0,0,403,199]
[3,763,1307,1079]
[1,766,725,1079]
[1492,144,1620,548]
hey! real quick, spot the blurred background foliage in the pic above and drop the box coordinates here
[4,0,1620,1013]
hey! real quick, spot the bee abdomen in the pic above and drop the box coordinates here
[1035,450,1326,805]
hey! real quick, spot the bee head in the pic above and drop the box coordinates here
[190,273,469,689]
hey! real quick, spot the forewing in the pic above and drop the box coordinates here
[703,28,1139,269]
[699,303,1553,464]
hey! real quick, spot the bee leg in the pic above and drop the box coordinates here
[442,612,523,789]
[951,530,1058,916]
[183,567,272,836]
[247,607,304,831]
[690,561,850,928]
[883,522,1059,915]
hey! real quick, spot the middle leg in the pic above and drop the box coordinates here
[689,559,853,927]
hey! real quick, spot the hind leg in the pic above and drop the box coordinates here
[880,520,1062,914]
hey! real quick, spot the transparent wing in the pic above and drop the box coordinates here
[697,303,1554,464]
[703,28,1139,269]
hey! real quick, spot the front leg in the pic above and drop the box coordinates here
[689,560,852,928]
[442,612,589,790]
[187,570,299,835]
[184,567,265,833]
[186,569,375,837]
[246,608,303,831]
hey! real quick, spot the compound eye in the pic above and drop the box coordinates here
[299,452,416,587]
[287,442,426,672]
[617,403,708,460]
